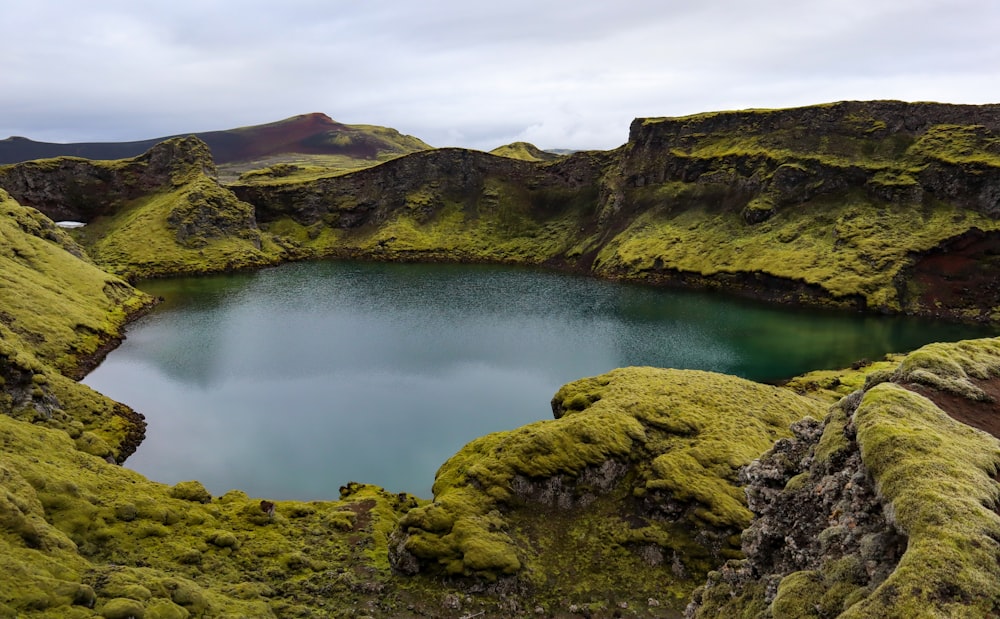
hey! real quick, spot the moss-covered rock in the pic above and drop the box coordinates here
[0,138,274,280]
[488,141,564,162]
[689,337,1000,619]
[390,367,824,612]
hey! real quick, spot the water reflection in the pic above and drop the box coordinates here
[84,261,995,500]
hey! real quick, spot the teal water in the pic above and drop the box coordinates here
[83,261,995,500]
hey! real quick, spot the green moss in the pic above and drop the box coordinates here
[394,367,823,609]
[770,570,824,618]
[843,382,1000,617]
[0,191,153,373]
[594,191,1000,313]
[785,354,904,404]
[167,482,211,504]
[488,142,562,162]
[100,597,146,619]
[888,338,1000,400]
[82,177,273,280]
[907,124,1000,166]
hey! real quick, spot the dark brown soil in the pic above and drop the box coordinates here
[904,229,1000,321]
[903,377,1000,439]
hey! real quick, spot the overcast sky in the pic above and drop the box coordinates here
[1,1,997,151]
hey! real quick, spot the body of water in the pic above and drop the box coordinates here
[83,261,994,499]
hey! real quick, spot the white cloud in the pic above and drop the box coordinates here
[1,0,997,149]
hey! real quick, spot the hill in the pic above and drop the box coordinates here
[0,113,431,176]
[488,141,564,162]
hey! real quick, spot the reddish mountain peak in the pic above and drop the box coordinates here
[280,112,343,131]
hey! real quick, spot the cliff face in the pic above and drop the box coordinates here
[595,101,1000,320]
[622,101,1000,221]
[231,100,1000,322]
[0,137,271,279]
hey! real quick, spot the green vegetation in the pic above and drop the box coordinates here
[0,410,423,618]
[488,142,563,162]
[393,367,824,609]
[848,383,1000,617]
[0,191,151,371]
[874,338,1000,399]
[79,174,273,281]
[784,354,904,403]
[227,153,414,185]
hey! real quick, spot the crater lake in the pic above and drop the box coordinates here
[83,261,995,499]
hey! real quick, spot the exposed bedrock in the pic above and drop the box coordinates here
[688,338,1000,618]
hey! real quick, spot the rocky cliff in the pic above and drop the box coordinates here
[601,101,1000,320]
[229,100,1000,322]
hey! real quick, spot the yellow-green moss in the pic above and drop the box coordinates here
[786,354,904,404]
[884,338,1000,400]
[593,193,1000,312]
[488,142,562,162]
[81,177,273,280]
[0,412,423,618]
[846,382,1000,617]
[0,191,153,373]
[394,367,824,608]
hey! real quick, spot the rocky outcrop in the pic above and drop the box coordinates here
[0,138,270,279]
[0,137,218,223]
[686,407,906,618]
[688,338,1000,618]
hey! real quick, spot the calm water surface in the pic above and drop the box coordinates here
[83,261,995,499]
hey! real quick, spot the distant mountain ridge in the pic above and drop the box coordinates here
[0,113,431,165]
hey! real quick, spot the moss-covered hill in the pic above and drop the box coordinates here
[1,100,1000,617]
[0,138,274,281]
[489,141,564,162]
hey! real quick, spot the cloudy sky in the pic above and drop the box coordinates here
[1,1,997,151]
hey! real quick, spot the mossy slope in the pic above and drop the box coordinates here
[0,190,152,462]
[0,410,422,618]
[597,101,1000,319]
[0,138,274,280]
[391,367,825,613]
[488,142,563,162]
